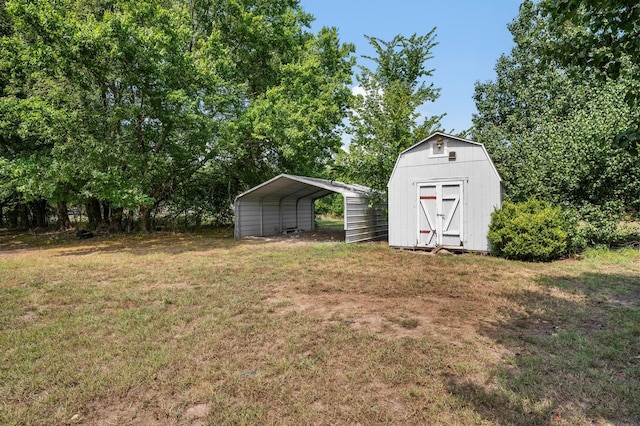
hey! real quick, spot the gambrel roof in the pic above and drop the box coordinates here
[389,132,502,183]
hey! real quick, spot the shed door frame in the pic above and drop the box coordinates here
[416,181,464,248]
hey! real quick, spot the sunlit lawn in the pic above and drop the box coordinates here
[1,230,639,425]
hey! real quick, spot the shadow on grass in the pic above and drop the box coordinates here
[1,227,352,257]
[541,271,640,310]
[0,225,356,258]
[0,228,275,257]
[447,271,640,425]
[56,235,278,257]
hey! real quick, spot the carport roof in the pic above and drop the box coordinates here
[235,174,374,202]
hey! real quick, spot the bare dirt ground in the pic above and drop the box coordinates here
[264,229,346,243]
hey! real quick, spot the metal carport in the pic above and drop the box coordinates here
[234,174,387,243]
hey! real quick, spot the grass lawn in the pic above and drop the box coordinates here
[1,229,639,425]
[315,216,344,232]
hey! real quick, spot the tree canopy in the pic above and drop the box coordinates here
[0,0,354,230]
[538,0,640,154]
[2,0,638,234]
[333,31,443,194]
[473,0,640,216]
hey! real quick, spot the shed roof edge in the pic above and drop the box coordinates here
[387,132,503,186]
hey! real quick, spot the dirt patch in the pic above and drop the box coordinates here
[268,229,346,243]
[20,311,37,323]
[84,401,166,426]
[84,397,212,425]
[608,285,640,309]
[183,403,210,424]
[265,292,495,343]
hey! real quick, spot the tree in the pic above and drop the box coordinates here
[334,32,443,193]
[0,0,354,231]
[231,25,354,181]
[539,0,640,79]
[538,0,640,154]
[0,0,67,229]
[472,0,640,216]
[1,0,234,230]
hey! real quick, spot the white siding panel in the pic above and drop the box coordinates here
[297,200,314,230]
[345,196,388,243]
[281,199,297,230]
[261,198,281,236]
[388,134,501,251]
[235,200,261,237]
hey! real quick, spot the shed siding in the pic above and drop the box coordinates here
[388,135,501,251]
[297,200,314,230]
[344,197,388,243]
[236,198,316,237]
[281,199,297,229]
[261,198,280,236]
[235,200,261,237]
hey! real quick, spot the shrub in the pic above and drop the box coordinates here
[489,199,576,262]
[569,204,640,249]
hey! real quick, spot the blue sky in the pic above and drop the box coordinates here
[300,0,523,133]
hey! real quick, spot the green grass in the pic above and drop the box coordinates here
[0,231,639,425]
[315,216,344,231]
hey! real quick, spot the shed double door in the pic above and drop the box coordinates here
[417,182,463,248]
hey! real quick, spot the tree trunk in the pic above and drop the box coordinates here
[19,203,30,229]
[111,207,124,232]
[56,201,72,230]
[139,206,152,233]
[7,206,18,229]
[102,201,110,225]
[31,200,48,228]
[87,198,102,229]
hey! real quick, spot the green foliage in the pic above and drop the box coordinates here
[573,221,640,251]
[488,199,575,262]
[567,205,640,250]
[0,0,354,231]
[333,31,443,193]
[473,0,640,223]
[538,0,640,155]
[539,0,640,81]
[239,26,355,177]
[314,193,343,217]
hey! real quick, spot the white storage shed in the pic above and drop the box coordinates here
[234,174,387,243]
[387,132,502,252]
